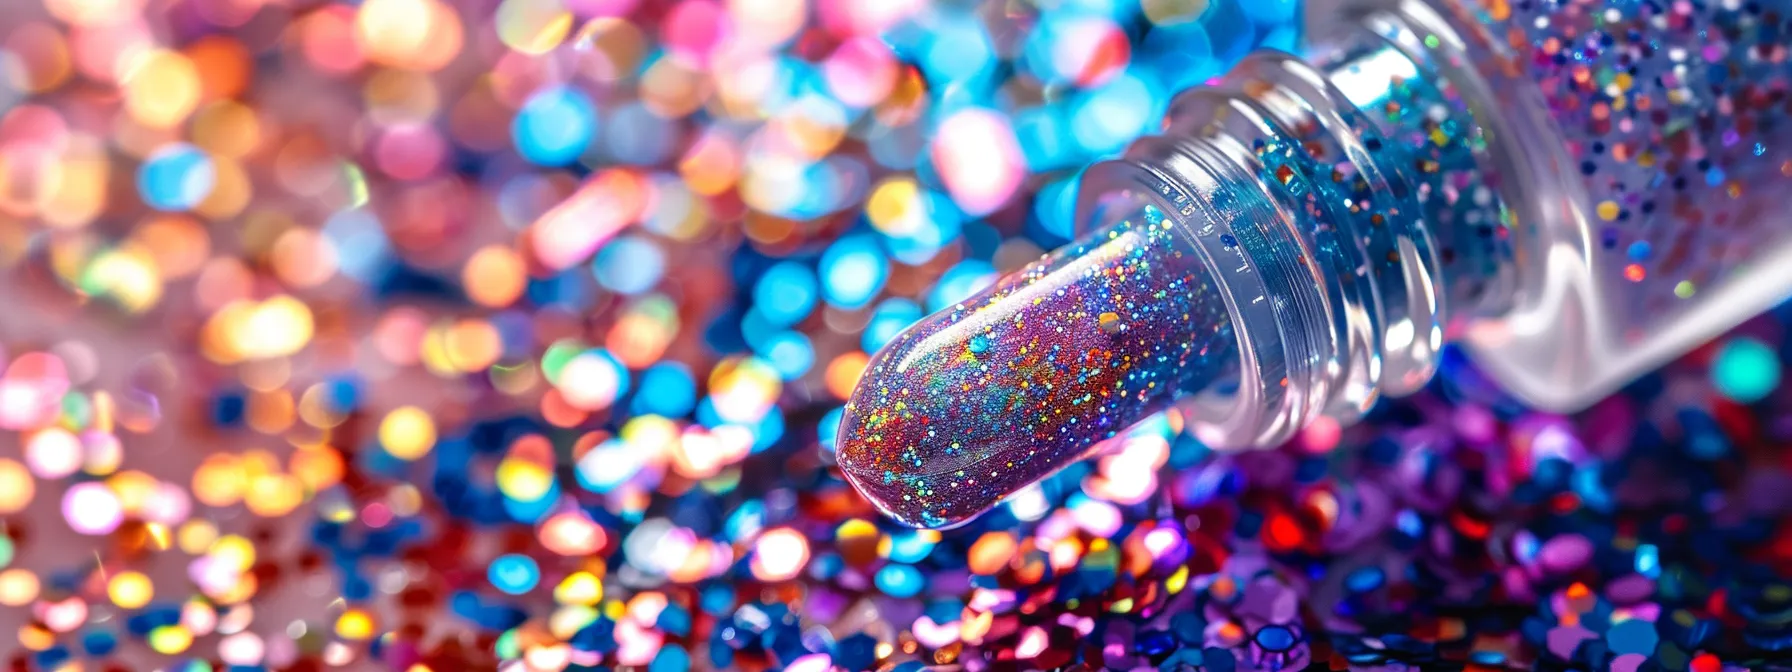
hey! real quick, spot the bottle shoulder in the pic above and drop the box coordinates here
[1463,226,1792,412]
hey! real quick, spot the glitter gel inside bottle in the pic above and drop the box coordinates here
[838,0,1792,528]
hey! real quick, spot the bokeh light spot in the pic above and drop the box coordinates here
[750,528,809,581]
[513,86,598,166]
[1713,337,1780,403]
[497,0,575,55]
[123,50,202,128]
[490,553,541,594]
[106,571,153,609]
[379,406,437,460]
[138,144,216,211]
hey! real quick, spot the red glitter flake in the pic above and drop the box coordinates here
[1450,509,1492,540]
[1707,588,1730,620]
[1712,400,1758,444]
[1264,511,1306,552]
[1549,492,1580,513]
[1073,29,1132,87]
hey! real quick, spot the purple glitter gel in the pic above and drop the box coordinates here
[841,0,1792,528]
[837,201,1239,528]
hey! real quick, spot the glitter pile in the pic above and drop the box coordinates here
[1,0,1791,669]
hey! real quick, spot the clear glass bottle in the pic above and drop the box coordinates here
[837,0,1792,528]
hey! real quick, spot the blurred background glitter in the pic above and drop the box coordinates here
[1,0,1790,669]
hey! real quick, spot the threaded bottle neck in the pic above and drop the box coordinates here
[1077,1,1519,448]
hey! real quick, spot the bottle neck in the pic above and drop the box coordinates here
[1076,0,1529,447]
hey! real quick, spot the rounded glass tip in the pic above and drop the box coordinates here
[837,201,1241,528]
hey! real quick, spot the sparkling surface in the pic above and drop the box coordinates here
[2,0,1792,669]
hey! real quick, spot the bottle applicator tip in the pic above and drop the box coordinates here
[836,201,1240,529]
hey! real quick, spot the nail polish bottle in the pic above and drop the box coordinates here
[839,0,1792,528]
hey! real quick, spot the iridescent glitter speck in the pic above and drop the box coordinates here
[837,202,1239,528]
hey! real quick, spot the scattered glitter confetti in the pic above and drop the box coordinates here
[3,0,1792,670]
